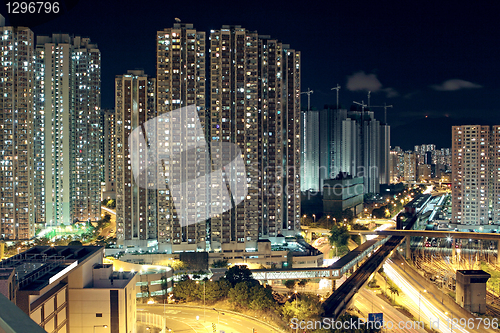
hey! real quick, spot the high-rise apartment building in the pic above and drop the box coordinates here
[403,151,417,181]
[300,110,319,191]
[451,125,500,225]
[0,19,35,240]
[35,34,101,226]
[210,28,301,250]
[118,24,300,253]
[314,107,388,194]
[155,23,208,253]
[115,70,157,249]
[256,35,301,242]
[101,109,116,200]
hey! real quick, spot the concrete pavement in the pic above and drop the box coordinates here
[138,304,284,333]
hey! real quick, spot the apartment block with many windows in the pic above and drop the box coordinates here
[0,20,35,240]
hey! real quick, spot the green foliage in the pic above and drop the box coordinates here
[106,199,116,209]
[172,279,198,301]
[297,279,308,288]
[211,259,229,268]
[282,294,323,323]
[389,285,399,301]
[284,280,296,291]
[170,260,187,271]
[224,265,256,286]
[193,280,232,302]
[228,281,253,308]
[249,285,275,311]
[371,206,387,219]
[328,224,350,248]
[228,282,276,311]
[68,240,83,246]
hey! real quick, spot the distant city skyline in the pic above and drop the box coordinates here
[0,0,496,150]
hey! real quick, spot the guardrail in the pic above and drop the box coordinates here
[137,312,166,333]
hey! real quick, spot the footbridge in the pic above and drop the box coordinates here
[250,236,388,281]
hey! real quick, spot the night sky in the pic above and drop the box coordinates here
[2,0,500,149]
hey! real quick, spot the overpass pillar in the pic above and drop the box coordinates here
[497,240,500,265]
[452,239,456,264]
[405,236,411,260]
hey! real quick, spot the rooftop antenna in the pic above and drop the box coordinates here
[368,91,371,108]
[331,84,341,110]
[370,103,393,124]
[353,100,367,112]
[301,88,314,112]
[175,18,181,23]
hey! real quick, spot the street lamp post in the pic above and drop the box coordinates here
[312,214,316,224]
[418,289,427,322]
[196,281,206,322]
[213,308,224,325]
[93,325,108,333]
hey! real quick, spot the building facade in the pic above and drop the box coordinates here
[0,246,137,333]
[403,151,417,182]
[155,23,208,253]
[35,34,101,226]
[0,20,35,240]
[451,125,500,225]
[115,70,157,250]
[117,23,300,254]
[101,109,116,200]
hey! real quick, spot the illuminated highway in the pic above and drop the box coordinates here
[384,258,496,333]
[352,288,427,333]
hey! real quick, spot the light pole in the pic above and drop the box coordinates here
[418,289,427,322]
[93,325,108,333]
[213,308,224,325]
[312,214,316,224]
[445,311,453,332]
[332,245,337,257]
[196,281,206,322]
[327,216,330,229]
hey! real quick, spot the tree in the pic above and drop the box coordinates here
[371,206,387,219]
[389,285,399,302]
[68,240,83,246]
[328,224,350,248]
[284,280,296,292]
[282,294,322,323]
[172,280,198,301]
[297,279,308,289]
[224,265,256,286]
[170,260,187,271]
[249,285,275,311]
[106,199,116,209]
[228,281,252,308]
[211,259,229,268]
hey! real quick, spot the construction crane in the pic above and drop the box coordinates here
[369,103,393,124]
[331,84,341,110]
[301,88,314,112]
[353,100,367,112]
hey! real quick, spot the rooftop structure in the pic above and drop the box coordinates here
[0,246,137,333]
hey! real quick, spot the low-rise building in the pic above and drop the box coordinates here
[0,246,136,333]
[322,174,364,216]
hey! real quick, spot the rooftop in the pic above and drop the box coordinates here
[0,246,103,291]
[457,270,491,276]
